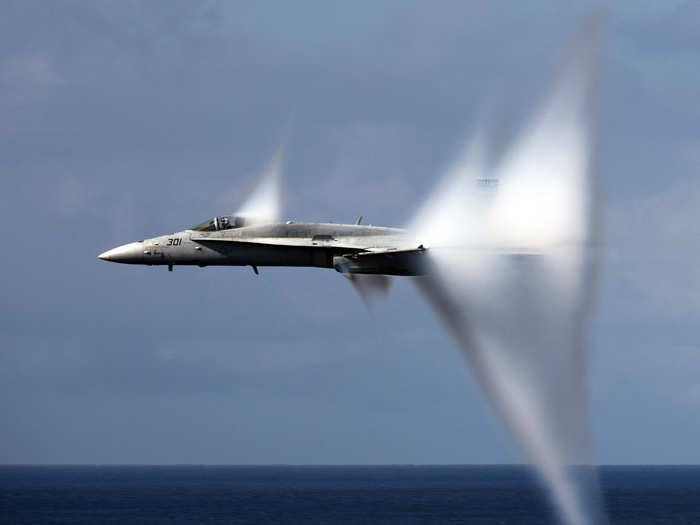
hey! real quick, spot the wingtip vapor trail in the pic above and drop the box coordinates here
[412,13,605,525]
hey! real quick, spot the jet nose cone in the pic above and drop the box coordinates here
[97,242,143,263]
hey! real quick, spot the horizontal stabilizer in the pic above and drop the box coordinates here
[334,247,427,276]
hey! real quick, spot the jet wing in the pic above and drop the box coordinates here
[190,235,365,251]
[192,234,428,275]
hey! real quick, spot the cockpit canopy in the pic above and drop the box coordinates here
[190,216,246,232]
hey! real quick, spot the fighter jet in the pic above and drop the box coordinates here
[97,215,426,276]
[97,153,427,303]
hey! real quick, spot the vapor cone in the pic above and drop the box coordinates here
[343,274,392,312]
[234,148,284,225]
[412,16,604,525]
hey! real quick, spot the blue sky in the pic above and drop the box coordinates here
[1,1,699,464]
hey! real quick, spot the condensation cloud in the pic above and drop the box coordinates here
[235,148,284,225]
[411,15,605,525]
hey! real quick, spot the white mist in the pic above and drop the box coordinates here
[411,16,605,525]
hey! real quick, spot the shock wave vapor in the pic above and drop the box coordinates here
[99,15,605,525]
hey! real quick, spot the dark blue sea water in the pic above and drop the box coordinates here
[1,466,698,524]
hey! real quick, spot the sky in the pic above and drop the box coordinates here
[1,1,699,465]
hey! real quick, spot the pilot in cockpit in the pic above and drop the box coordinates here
[190,216,246,232]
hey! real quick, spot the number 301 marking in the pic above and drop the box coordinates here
[167,238,181,246]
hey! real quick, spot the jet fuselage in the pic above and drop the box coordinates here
[98,221,424,275]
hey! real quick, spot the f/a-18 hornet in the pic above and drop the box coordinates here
[98,155,427,287]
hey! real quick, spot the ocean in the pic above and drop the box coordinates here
[1,465,698,524]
